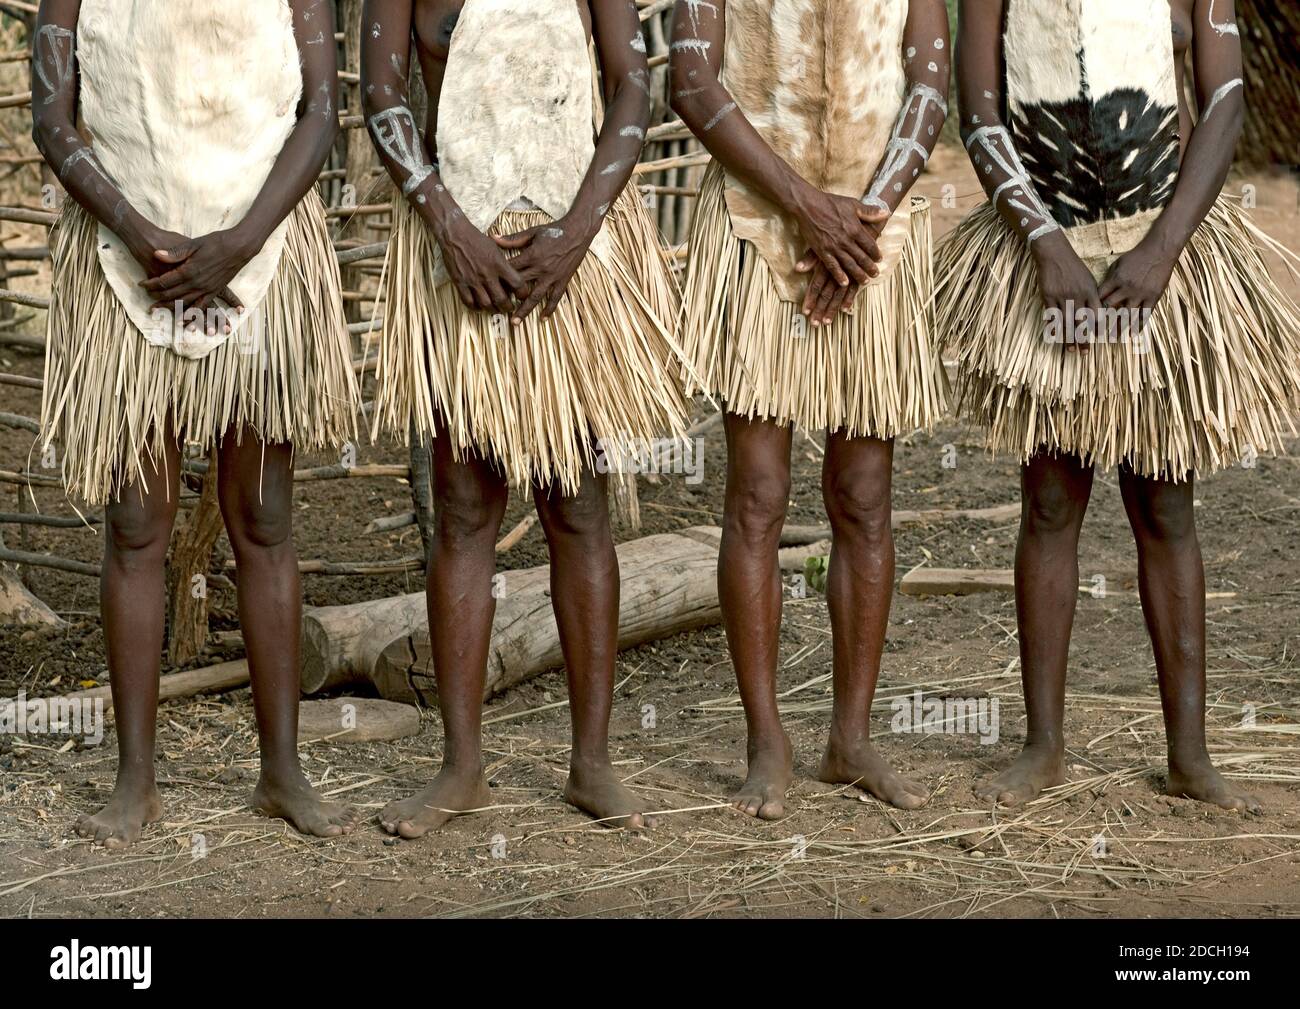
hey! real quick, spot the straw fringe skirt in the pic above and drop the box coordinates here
[41,190,359,505]
[370,189,689,495]
[678,161,948,437]
[935,198,1300,479]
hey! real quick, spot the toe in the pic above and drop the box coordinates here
[757,797,784,820]
[396,818,427,840]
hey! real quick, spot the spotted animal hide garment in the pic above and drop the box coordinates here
[75,0,303,358]
[434,0,612,284]
[720,0,910,303]
[1004,0,1181,257]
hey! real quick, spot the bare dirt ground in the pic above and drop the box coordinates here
[1,148,1299,918]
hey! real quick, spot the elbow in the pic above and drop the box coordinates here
[613,77,652,132]
[30,115,60,168]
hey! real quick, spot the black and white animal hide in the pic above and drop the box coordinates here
[1004,0,1181,229]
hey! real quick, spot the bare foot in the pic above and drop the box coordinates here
[819,735,929,810]
[74,779,163,850]
[564,760,656,830]
[252,771,359,838]
[731,731,794,820]
[379,765,492,839]
[975,744,1066,807]
[1167,758,1261,813]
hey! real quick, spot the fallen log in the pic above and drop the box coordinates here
[297,697,420,744]
[898,567,1239,600]
[57,659,251,710]
[899,568,1015,597]
[372,527,724,704]
[0,529,61,627]
[301,591,428,694]
[779,502,1020,547]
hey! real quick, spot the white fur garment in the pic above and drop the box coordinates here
[75,0,303,358]
[435,0,610,284]
[1004,0,1180,254]
[720,0,910,302]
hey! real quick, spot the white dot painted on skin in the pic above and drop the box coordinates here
[934,39,944,49]
[906,47,916,58]
[928,62,939,73]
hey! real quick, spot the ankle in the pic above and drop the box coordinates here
[568,750,614,777]
[1167,746,1213,773]
[1021,732,1065,757]
[745,725,791,760]
[439,755,486,779]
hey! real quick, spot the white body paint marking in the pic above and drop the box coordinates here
[1208,0,1239,36]
[620,125,646,139]
[965,125,1061,243]
[34,25,75,104]
[863,83,947,211]
[704,101,736,131]
[368,107,433,195]
[1201,77,1243,121]
[682,0,719,36]
[672,38,711,58]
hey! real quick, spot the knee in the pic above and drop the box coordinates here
[434,481,506,542]
[538,486,609,542]
[1022,481,1085,537]
[1131,491,1196,545]
[725,469,790,541]
[224,500,293,553]
[104,506,172,562]
[823,471,892,545]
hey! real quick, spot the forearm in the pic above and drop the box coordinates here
[227,0,341,253]
[1146,0,1245,254]
[30,7,157,252]
[862,0,950,214]
[360,0,467,244]
[232,105,339,254]
[568,78,650,232]
[956,0,1062,252]
[1145,98,1239,253]
[568,2,656,233]
[667,0,812,214]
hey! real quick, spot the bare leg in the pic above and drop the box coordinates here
[719,412,794,819]
[976,452,1092,806]
[534,465,654,829]
[216,426,358,837]
[379,421,503,838]
[1119,468,1260,812]
[816,433,927,808]
[75,443,180,848]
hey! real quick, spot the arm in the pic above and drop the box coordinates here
[494,0,655,323]
[360,0,520,315]
[140,0,344,316]
[1100,0,1244,312]
[668,0,886,302]
[30,0,179,281]
[804,0,952,324]
[957,0,1101,344]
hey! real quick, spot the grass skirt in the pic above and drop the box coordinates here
[40,191,358,505]
[370,188,689,495]
[677,160,948,437]
[935,198,1300,478]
